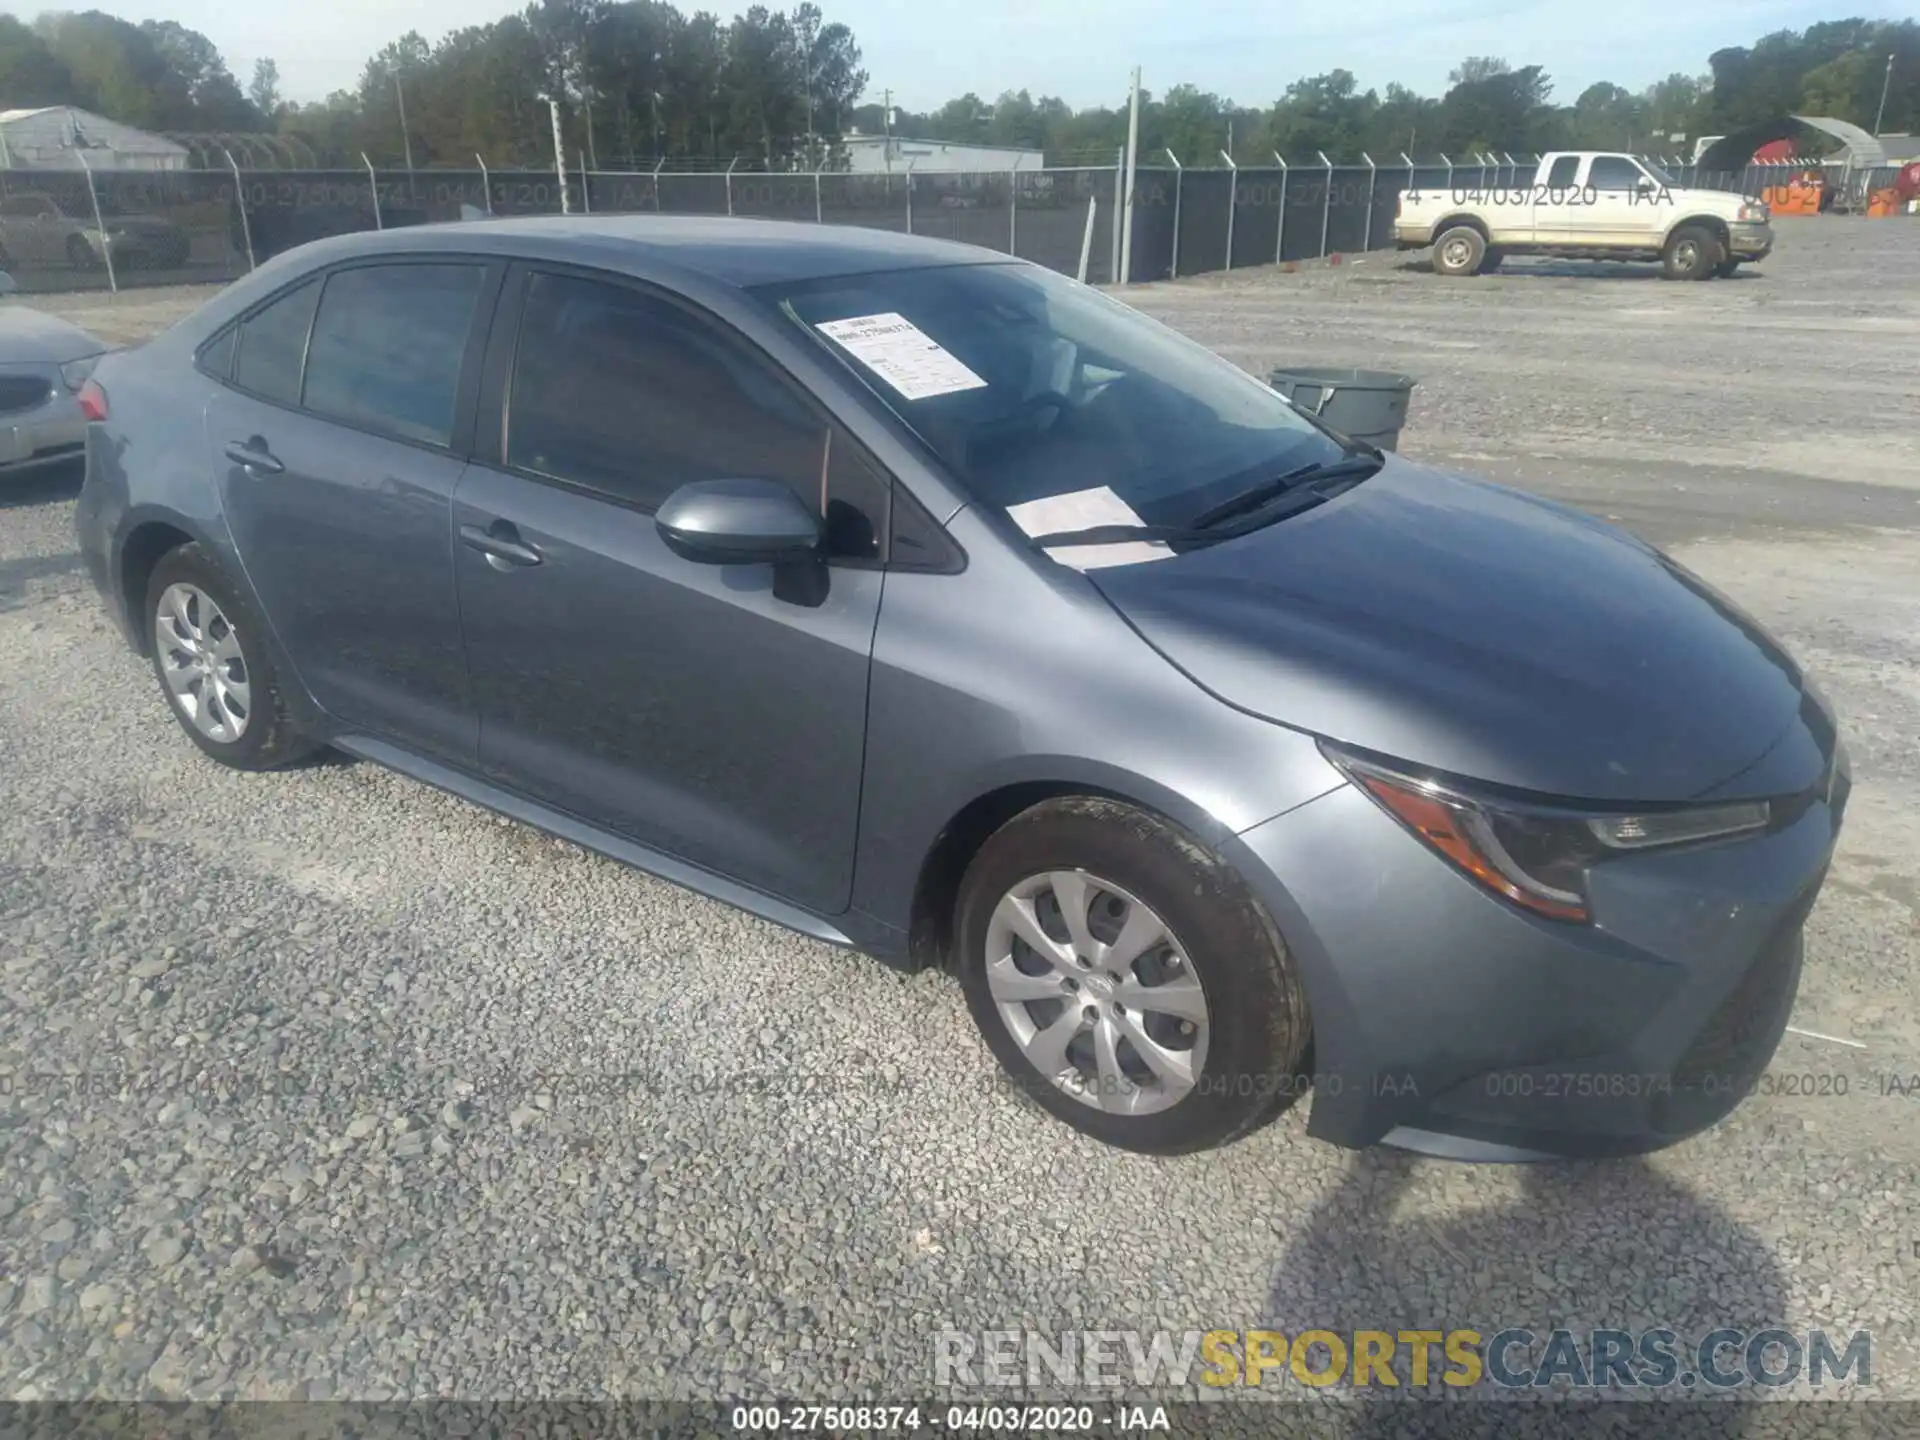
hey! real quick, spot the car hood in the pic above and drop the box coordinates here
[1089,457,1808,803]
[0,305,107,366]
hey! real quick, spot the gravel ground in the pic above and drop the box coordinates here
[2,219,1918,1414]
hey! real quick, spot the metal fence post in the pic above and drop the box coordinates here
[579,155,591,213]
[476,153,494,214]
[1110,147,1123,285]
[1362,152,1376,250]
[725,156,737,216]
[362,152,383,229]
[814,170,823,224]
[905,157,915,234]
[1077,192,1098,283]
[76,152,117,294]
[1220,149,1238,270]
[1440,152,1452,192]
[1273,152,1288,264]
[1008,168,1017,255]
[652,155,664,212]
[224,148,255,271]
[1165,149,1182,278]
[1317,151,1333,257]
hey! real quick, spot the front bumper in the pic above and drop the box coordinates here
[1728,220,1773,259]
[1226,736,1845,1160]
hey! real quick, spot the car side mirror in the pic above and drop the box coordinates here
[655,477,822,567]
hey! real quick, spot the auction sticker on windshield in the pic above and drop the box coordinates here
[1006,485,1173,571]
[814,313,988,400]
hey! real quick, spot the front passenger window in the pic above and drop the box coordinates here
[506,271,885,555]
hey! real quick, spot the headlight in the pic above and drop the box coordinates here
[1737,201,1770,222]
[1322,744,1770,924]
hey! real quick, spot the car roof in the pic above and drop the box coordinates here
[286,214,1008,289]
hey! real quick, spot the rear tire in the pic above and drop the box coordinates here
[1432,225,1487,277]
[145,543,315,771]
[1481,245,1506,272]
[954,797,1311,1154]
[1714,257,1742,278]
[1662,225,1723,281]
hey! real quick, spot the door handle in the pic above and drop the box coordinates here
[459,522,543,569]
[223,438,284,475]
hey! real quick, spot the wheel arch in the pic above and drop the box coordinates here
[1666,214,1731,248]
[903,765,1242,973]
[117,512,206,655]
[1430,213,1490,243]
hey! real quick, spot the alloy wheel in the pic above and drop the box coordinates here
[983,869,1210,1115]
[1441,236,1473,269]
[155,582,251,743]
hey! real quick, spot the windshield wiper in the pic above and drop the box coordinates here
[1026,470,1368,549]
[1187,452,1385,530]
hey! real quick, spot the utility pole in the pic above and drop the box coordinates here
[1874,53,1895,137]
[1119,66,1141,285]
[393,70,415,174]
[537,92,571,215]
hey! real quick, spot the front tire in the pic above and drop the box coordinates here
[1662,225,1723,281]
[1432,225,1487,277]
[145,543,314,770]
[1481,245,1506,272]
[955,797,1311,1154]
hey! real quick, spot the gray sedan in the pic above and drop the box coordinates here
[0,303,104,476]
[71,217,1846,1157]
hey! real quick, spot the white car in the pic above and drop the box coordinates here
[1395,151,1774,280]
[0,305,106,476]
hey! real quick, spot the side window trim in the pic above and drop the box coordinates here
[482,260,904,565]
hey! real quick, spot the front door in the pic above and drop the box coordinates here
[452,268,889,914]
[206,259,495,760]
[1577,155,1662,250]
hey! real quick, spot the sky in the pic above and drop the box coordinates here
[5,0,1910,110]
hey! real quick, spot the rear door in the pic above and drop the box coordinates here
[206,257,500,760]
[451,265,889,914]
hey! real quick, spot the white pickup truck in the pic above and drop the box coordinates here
[1395,151,1774,280]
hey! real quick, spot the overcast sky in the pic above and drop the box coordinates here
[10,0,1908,109]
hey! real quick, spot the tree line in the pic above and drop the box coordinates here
[0,6,1912,170]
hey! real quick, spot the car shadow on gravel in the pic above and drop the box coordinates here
[1262,1149,1787,1432]
[0,459,83,508]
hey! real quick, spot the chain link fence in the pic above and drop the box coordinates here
[0,153,1904,297]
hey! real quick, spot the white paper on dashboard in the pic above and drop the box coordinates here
[1004,485,1173,571]
[813,313,988,400]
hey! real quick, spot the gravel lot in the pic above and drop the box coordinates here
[2,218,1918,1414]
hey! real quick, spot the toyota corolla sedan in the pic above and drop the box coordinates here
[73,217,1846,1157]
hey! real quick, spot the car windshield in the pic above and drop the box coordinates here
[762,262,1346,531]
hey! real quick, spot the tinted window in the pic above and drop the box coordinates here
[197,326,237,382]
[764,262,1341,531]
[302,264,483,447]
[1588,157,1645,190]
[508,272,853,522]
[233,278,320,405]
[1545,156,1579,188]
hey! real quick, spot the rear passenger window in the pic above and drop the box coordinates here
[233,278,319,405]
[302,264,484,447]
[1545,156,1578,189]
[197,325,237,381]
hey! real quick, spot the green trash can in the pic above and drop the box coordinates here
[1268,367,1416,451]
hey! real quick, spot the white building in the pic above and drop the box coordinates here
[0,107,189,171]
[842,134,1044,173]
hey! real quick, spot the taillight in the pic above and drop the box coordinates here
[77,378,108,422]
